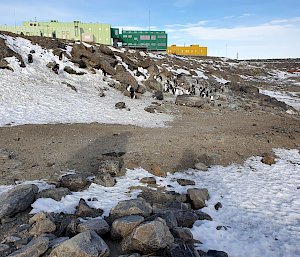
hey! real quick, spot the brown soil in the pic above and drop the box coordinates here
[1,105,299,185]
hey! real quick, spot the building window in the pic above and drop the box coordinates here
[157,35,166,39]
[128,35,132,38]
[134,37,138,40]
[123,35,128,38]
[140,35,150,40]
[151,35,156,40]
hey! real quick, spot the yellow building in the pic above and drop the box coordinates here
[167,44,208,56]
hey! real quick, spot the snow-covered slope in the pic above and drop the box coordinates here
[0,35,173,128]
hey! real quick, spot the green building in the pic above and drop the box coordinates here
[0,20,168,51]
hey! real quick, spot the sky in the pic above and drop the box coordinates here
[0,0,300,59]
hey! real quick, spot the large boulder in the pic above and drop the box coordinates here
[112,71,138,89]
[60,174,88,191]
[175,95,209,108]
[75,198,104,218]
[144,78,162,91]
[49,231,109,257]
[187,188,209,210]
[111,215,144,240]
[121,217,174,254]
[8,236,49,257]
[109,198,152,220]
[36,187,71,201]
[29,212,56,236]
[0,184,38,219]
[77,218,110,236]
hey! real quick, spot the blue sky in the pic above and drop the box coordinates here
[0,0,299,59]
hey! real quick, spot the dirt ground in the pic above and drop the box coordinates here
[0,104,299,185]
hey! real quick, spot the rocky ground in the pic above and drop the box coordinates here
[0,31,300,257]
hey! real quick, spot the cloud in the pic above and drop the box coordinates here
[164,19,300,59]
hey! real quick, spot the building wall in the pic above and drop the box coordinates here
[119,30,168,51]
[167,44,208,56]
[0,20,111,45]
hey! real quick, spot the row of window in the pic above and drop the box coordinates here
[123,35,166,40]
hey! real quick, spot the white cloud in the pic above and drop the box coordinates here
[165,19,300,59]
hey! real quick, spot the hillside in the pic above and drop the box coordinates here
[0,32,300,257]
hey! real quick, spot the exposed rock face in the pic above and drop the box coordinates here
[187,188,209,209]
[112,71,138,88]
[0,184,38,219]
[8,236,49,257]
[121,218,174,254]
[109,198,152,220]
[60,174,88,191]
[77,219,110,236]
[36,187,71,201]
[29,212,56,236]
[175,95,209,108]
[49,231,109,257]
[75,198,104,218]
[111,215,144,240]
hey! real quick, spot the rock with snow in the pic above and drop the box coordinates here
[77,218,109,236]
[8,236,49,257]
[121,217,174,254]
[187,188,209,210]
[194,162,209,171]
[140,177,156,185]
[36,187,71,201]
[109,198,152,221]
[177,179,196,186]
[76,198,104,218]
[49,231,109,257]
[115,102,126,109]
[60,174,88,191]
[94,173,116,187]
[111,215,144,240]
[0,184,38,219]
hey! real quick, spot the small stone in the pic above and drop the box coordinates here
[187,188,209,210]
[94,173,116,187]
[177,179,195,186]
[214,202,222,211]
[194,162,208,171]
[60,174,88,191]
[151,164,167,177]
[77,218,110,236]
[172,227,194,242]
[75,198,104,218]
[261,153,276,165]
[115,102,126,109]
[140,177,156,185]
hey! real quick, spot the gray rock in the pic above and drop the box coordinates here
[144,211,178,230]
[194,162,208,171]
[115,102,126,109]
[198,250,228,257]
[177,179,196,186]
[0,243,10,252]
[98,159,121,176]
[175,95,208,108]
[111,215,144,240]
[118,254,141,257]
[195,210,213,221]
[49,237,69,248]
[0,184,38,219]
[49,231,109,257]
[172,227,194,242]
[167,244,200,257]
[60,174,88,191]
[187,188,209,210]
[8,236,49,257]
[94,173,116,187]
[174,210,199,228]
[144,78,162,91]
[121,217,174,254]
[110,198,152,220]
[36,187,71,201]
[153,90,163,100]
[76,198,104,218]
[2,236,21,243]
[77,218,110,236]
